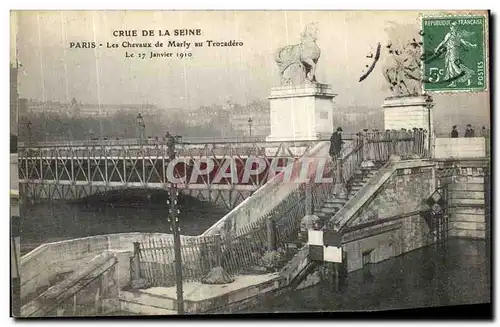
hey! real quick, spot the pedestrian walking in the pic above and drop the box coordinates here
[329,127,343,160]
[450,125,459,138]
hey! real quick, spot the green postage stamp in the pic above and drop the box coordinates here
[422,15,487,92]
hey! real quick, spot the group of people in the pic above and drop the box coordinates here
[328,123,486,161]
[450,124,482,138]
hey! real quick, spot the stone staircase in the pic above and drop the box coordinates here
[313,163,382,221]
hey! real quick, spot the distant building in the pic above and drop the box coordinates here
[18,98,28,121]
[332,108,384,133]
[185,105,229,127]
[26,100,75,116]
[229,104,270,136]
[25,100,164,119]
[10,65,18,135]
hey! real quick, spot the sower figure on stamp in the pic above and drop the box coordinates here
[433,21,477,87]
[329,127,343,161]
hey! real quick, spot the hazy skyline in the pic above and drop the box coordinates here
[12,10,489,126]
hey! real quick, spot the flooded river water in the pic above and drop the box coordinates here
[20,194,226,254]
[246,238,490,313]
[20,198,490,313]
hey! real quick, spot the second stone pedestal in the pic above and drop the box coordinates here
[383,95,434,134]
[383,95,434,153]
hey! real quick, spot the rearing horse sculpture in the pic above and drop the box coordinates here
[275,22,321,85]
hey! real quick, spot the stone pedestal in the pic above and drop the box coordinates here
[383,95,434,134]
[266,83,337,142]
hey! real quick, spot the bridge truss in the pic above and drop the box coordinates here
[17,139,324,209]
[18,129,428,210]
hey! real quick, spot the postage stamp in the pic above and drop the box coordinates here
[422,15,487,93]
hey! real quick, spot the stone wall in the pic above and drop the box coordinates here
[342,213,431,273]
[337,160,435,273]
[338,158,488,274]
[434,138,486,159]
[21,251,121,317]
[350,166,433,226]
[20,232,198,302]
[440,160,488,239]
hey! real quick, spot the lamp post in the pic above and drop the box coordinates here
[248,117,253,137]
[136,113,146,145]
[166,133,184,314]
[27,121,32,144]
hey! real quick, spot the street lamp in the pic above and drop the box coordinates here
[248,117,253,137]
[166,133,184,314]
[136,113,145,145]
[27,121,32,144]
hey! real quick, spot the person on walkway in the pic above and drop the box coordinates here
[450,125,459,138]
[464,124,475,138]
[329,127,343,160]
[166,131,176,159]
[481,126,487,137]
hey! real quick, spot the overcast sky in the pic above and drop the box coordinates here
[12,10,489,126]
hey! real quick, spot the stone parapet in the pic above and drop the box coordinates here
[267,83,336,142]
[268,83,337,99]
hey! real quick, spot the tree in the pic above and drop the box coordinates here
[10,134,17,153]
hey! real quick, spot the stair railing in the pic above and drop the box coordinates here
[340,136,364,185]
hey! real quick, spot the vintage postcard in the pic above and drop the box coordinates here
[10,10,491,318]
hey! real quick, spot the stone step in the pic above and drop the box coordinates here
[315,165,381,217]
[359,170,375,174]
[320,207,341,214]
[354,173,374,178]
[120,299,178,316]
[119,290,177,311]
[359,168,378,173]
[327,196,349,203]
[314,211,328,217]
[323,200,347,208]
[351,178,370,185]
[359,170,376,176]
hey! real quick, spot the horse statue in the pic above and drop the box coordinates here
[382,44,422,97]
[275,22,321,85]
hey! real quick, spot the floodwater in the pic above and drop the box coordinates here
[20,195,490,313]
[245,239,491,312]
[20,192,227,254]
